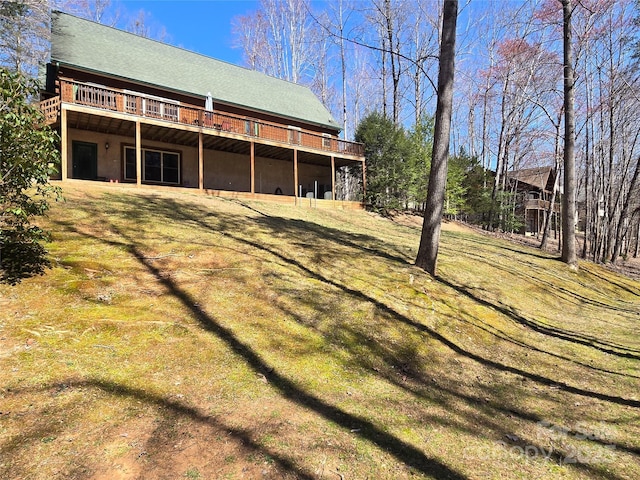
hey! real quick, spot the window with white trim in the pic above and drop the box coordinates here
[124,146,181,184]
[322,133,332,149]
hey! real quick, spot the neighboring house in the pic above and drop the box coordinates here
[507,166,560,236]
[40,11,365,207]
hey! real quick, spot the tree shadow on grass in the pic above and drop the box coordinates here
[230,198,415,264]
[49,208,469,478]
[452,229,640,298]
[0,239,50,285]
[442,302,640,380]
[2,379,316,480]
[440,237,639,315]
[436,276,640,361]
[85,379,318,479]
[48,191,640,478]
[117,232,469,480]
[157,202,640,477]
[254,268,640,466]
[180,211,640,408]
[444,231,559,261]
[90,192,640,406]
[586,266,640,297]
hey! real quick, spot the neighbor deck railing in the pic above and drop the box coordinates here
[525,198,559,212]
[48,79,364,157]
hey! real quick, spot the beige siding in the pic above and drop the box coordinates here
[254,157,294,195]
[203,151,251,192]
[65,129,200,187]
[64,130,334,197]
[66,129,119,180]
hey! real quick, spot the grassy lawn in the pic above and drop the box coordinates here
[1,182,639,479]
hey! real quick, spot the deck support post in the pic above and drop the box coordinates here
[250,141,255,194]
[135,120,142,186]
[198,132,204,190]
[361,160,367,202]
[61,107,68,181]
[331,155,336,203]
[293,149,298,205]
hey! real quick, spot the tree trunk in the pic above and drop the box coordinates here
[561,0,577,268]
[381,31,388,119]
[581,49,592,259]
[635,219,640,258]
[488,73,512,231]
[381,0,401,125]
[415,0,457,276]
[338,0,348,138]
[540,119,562,250]
[610,157,640,263]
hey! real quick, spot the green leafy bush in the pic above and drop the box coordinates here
[0,68,60,282]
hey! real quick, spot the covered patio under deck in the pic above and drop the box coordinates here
[52,99,365,209]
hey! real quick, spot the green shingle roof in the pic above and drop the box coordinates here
[50,11,340,131]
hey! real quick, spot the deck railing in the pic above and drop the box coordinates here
[525,198,559,212]
[39,96,60,124]
[52,79,364,157]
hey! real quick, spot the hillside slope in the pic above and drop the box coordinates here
[1,182,639,479]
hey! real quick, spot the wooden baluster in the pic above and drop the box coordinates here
[116,92,124,112]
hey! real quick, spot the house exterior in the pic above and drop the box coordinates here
[507,166,560,236]
[40,11,365,207]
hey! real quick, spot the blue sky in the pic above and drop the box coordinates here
[116,1,260,64]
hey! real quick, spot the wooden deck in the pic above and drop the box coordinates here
[525,198,559,212]
[41,79,364,159]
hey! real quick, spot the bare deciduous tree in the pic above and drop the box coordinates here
[0,0,49,76]
[561,0,578,267]
[366,0,408,125]
[56,0,120,26]
[415,0,458,275]
[233,0,321,86]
